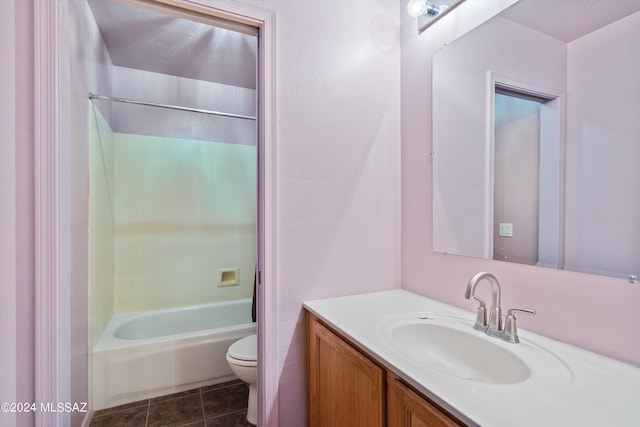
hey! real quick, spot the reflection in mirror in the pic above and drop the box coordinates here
[493,92,543,265]
[432,0,640,281]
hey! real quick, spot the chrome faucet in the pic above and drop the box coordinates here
[465,272,503,337]
[465,272,536,343]
[502,308,536,343]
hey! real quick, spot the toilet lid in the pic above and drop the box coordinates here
[228,334,257,362]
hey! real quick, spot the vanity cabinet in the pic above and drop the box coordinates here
[307,312,463,427]
[308,313,385,427]
[388,375,461,427]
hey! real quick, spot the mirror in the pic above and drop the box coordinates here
[432,0,640,281]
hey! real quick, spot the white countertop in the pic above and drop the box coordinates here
[304,290,640,427]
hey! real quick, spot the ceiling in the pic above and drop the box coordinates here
[87,0,640,90]
[87,0,257,89]
[502,0,640,42]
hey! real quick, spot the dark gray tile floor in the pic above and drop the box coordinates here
[90,380,254,427]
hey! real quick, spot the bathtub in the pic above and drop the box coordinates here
[92,299,255,410]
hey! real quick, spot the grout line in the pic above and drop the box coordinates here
[144,400,150,427]
[92,400,149,419]
[205,408,249,422]
[91,385,248,427]
[199,389,206,425]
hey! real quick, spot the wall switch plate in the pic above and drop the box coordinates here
[218,268,240,287]
[499,223,513,237]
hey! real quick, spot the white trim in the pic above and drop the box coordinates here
[484,72,496,259]
[117,0,259,35]
[34,0,71,426]
[0,1,18,424]
[538,95,566,269]
[490,73,562,102]
[486,71,565,265]
[156,0,269,28]
[256,9,278,427]
[35,1,278,426]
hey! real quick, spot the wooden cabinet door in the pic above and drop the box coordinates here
[308,314,385,427]
[388,377,462,427]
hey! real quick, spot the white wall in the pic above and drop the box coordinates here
[110,66,257,145]
[402,0,640,368]
[89,107,115,348]
[67,0,113,424]
[89,63,258,318]
[564,11,640,278]
[112,133,257,312]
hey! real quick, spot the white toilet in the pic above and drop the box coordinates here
[226,334,257,425]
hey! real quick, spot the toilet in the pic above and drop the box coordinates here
[226,334,257,425]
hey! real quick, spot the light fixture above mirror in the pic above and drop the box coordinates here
[407,0,466,32]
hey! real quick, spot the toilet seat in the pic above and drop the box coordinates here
[227,334,257,367]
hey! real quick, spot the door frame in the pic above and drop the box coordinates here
[33,1,278,425]
[485,71,565,267]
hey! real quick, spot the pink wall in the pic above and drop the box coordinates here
[234,1,402,425]
[5,1,398,425]
[402,2,640,366]
[8,2,637,427]
[0,1,35,426]
[564,11,640,277]
[110,66,257,145]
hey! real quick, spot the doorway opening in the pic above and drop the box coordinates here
[35,0,276,424]
[86,0,260,413]
[490,81,564,268]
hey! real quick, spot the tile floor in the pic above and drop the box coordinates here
[89,380,254,427]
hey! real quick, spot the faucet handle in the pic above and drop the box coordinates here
[502,308,536,343]
[471,296,488,331]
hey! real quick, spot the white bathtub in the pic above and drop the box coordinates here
[92,299,256,410]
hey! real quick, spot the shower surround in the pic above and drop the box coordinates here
[90,104,256,337]
[89,94,257,407]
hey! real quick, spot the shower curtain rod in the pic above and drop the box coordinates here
[88,93,256,121]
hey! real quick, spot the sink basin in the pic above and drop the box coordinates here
[377,312,572,387]
[391,322,529,384]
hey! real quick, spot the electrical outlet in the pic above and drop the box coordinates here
[499,223,513,237]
